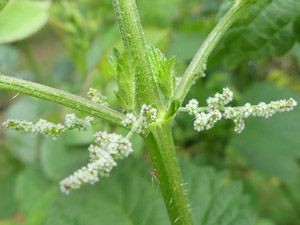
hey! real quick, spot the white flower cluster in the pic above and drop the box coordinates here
[2,120,34,132]
[185,98,222,132]
[64,113,94,131]
[223,98,297,133]
[185,99,198,115]
[60,131,133,194]
[87,88,108,106]
[207,87,233,108]
[2,114,94,138]
[184,88,297,134]
[194,110,222,132]
[122,104,157,134]
[93,131,133,159]
[3,119,65,138]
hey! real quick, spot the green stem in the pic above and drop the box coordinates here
[112,0,162,110]
[144,121,195,225]
[173,0,252,104]
[0,74,126,127]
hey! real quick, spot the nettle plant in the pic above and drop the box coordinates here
[0,0,298,224]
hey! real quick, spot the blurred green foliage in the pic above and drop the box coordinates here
[0,0,300,224]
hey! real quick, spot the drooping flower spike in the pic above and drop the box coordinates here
[60,131,133,194]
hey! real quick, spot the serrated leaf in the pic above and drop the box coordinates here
[148,45,176,99]
[109,48,136,110]
[43,157,170,225]
[35,156,256,225]
[182,162,256,225]
[211,0,300,66]
[15,166,52,213]
[0,0,50,44]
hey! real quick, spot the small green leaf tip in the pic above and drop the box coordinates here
[109,48,136,111]
[147,44,176,99]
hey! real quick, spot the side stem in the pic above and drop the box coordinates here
[144,121,195,225]
[0,74,126,127]
[173,0,253,104]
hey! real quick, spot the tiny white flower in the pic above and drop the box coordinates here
[65,114,94,131]
[122,104,157,134]
[87,88,108,106]
[185,99,199,115]
[121,113,137,127]
[207,87,233,108]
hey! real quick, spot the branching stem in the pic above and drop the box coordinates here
[0,74,126,127]
[173,0,253,104]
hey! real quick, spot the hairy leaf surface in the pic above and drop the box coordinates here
[109,49,136,111]
[211,0,300,66]
[183,162,256,225]
[148,45,176,99]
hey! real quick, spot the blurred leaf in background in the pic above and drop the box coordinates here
[211,0,300,67]
[0,0,50,44]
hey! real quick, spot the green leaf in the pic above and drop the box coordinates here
[24,186,58,225]
[0,0,8,12]
[43,157,170,225]
[182,162,256,225]
[0,171,18,219]
[109,48,136,111]
[291,43,300,67]
[230,82,300,185]
[0,222,19,225]
[293,16,300,42]
[147,45,176,99]
[229,82,300,210]
[41,138,89,181]
[138,0,181,27]
[4,96,58,164]
[211,0,300,66]
[0,0,50,44]
[15,166,52,213]
[0,44,19,73]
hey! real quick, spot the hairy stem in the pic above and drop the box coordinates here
[173,0,253,104]
[0,74,126,127]
[144,121,195,225]
[112,0,162,110]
